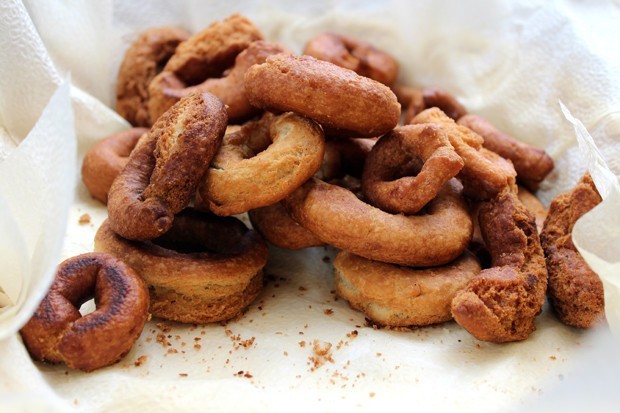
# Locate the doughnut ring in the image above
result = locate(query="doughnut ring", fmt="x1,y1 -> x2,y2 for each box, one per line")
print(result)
82,127 -> 147,204
283,178 -> 472,267
116,27 -> 190,126
19,253 -> 149,372
411,108 -> 516,201
451,186 -> 548,343
94,209 -> 268,324
361,124 -> 464,214
248,202 -> 324,250
196,112 -> 325,216
149,40 -> 288,123
303,32 -> 399,86
334,251 -> 481,327
540,173 -> 604,328
244,53 -> 401,138
458,114 -> 554,191
107,92 -> 227,240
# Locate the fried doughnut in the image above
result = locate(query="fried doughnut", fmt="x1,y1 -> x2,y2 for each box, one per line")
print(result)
82,127 -> 147,204
411,108 -> 516,200
458,114 -> 554,191
196,112 -> 325,216
393,86 -> 425,125
107,92 -> 227,240
317,137 -> 376,181
94,209 -> 268,324
361,124 -> 464,214
248,202 -> 324,250
423,88 -> 468,121
303,32 -> 399,86
19,253 -> 149,372
116,27 -> 190,126
334,251 -> 481,327
540,173 -> 604,328
149,40 -> 287,123
244,54 -> 400,138
283,178 -> 472,267
451,187 -> 548,343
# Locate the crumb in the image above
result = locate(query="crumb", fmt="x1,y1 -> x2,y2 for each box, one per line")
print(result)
313,340 -> 332,357
324,309 -> 334,315
167,348 -> 178,354
369,392 -> 375,398
283,351 -> 288,356
179,373 -> 188,377
549,356 -> 557,360
299,341 -> 306,347
156,333 -> 170,347
347,330 -> 358,338
376,352 -> 382,357
74,399 -> 78,406
156,323 -> 172,333
78,213 -> 91,224
194,344 -> 202,350
134,355 -> 148,367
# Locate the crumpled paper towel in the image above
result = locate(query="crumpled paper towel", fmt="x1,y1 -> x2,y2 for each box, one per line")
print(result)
1,0 -> 619,412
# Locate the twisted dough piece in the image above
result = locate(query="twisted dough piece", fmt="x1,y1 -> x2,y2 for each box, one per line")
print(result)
411,108 -> 516,200
303,32 -> 399,86
361,124 -> 464,214
19,253 -> 149,372
108,92 -> 227,240
540,173 -> 604,328
451,186 -> 548,343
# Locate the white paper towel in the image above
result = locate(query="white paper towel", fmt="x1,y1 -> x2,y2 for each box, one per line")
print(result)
1,1 -> 619,412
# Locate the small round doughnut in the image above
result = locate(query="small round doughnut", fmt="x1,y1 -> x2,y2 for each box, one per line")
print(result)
411,108 -> 516,201
303,32 -> 399,86
19,253 -> 149,372
82,127 -> 147,204
361,124 -> 464,214
196,112 -> 325,216
334,251 -> 481,327
458,114 -> 554,191
107,92 -> 227,241
94,209 -> 268,324
244,54 -> 401,138
149,40 -> 288,123
540,173 -> 604,328
283,178 -> 472,267
451,186 -> 548,343
248,202 -> 324,250
116,27 -> 190,126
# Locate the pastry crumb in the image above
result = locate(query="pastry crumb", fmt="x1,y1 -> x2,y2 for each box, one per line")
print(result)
78,213 -> 91,224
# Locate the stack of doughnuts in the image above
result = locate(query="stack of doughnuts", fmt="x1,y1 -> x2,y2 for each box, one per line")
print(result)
24,12 -> 604,372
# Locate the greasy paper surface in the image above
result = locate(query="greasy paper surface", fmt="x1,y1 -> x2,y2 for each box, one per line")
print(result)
1,0 -> 620,412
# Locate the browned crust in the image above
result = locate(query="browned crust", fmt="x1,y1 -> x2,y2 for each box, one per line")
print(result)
411,108 -> 517,200
422,88 -> 468,121
19,253 -> 149,372
517,185 -> 547,233
451,187 -> 548,343
283,178 -> 472,267
458,114 -> 554,191
361,124 -> 463,214
81,127 -> 147,204
116,27 -> 190,126
197,112 -> 325,216
107,92 -> 227,240
94,209 -> 268,324
244,54 -> 400,138
303,32 -> 399,86
248,202 -> 324,250
540,173 -> 604,328
334,251 -> 481,327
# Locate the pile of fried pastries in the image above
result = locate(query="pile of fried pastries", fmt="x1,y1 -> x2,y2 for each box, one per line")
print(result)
20,14 -> 605,372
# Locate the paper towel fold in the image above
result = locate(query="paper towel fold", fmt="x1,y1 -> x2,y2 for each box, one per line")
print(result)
1,0 -> 619,412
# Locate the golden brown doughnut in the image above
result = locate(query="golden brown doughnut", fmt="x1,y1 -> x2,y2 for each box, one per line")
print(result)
94,209 -> 268,324
149,40 -> 287,123
361,124 -> 464,214
540,173 -> 604,328
116,27 -> 190,126
81,127 -> 147,204
451,186 -> 548,343
196,112 -> 325,216
19,253 -> 149,372
303,32 -> 399,86
107,92 -> 227,241
248,202 -> 324,250
458,114 -> 554,191
334,251 -> 481,327
283,178 -> 472,267
411,108 -> 517,201
244,53 -> 401,138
